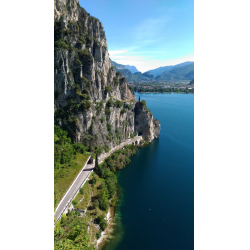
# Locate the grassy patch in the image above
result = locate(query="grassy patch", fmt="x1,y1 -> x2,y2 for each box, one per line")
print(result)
54,154 -> 89,209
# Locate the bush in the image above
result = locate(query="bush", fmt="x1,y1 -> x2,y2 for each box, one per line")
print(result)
100,117 -> 105,123
96,231 -> 102,239
100,220 -> 108,231
120,109 -> 126,115
105,86 -> 112,93
115,100 -> 123,108
92,200 -> 99,209
107,98 -> 113,107
105,108 -> 110,115
141,100 -> 146,106
92,176 -> 97,185
79,187 -> 84,195
107,123 -> 112,132
126,104 -> 132,110
72,199 -> 77,206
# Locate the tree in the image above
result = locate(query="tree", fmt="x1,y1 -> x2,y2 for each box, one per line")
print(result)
92,200 -> 99,209
95,153 -> 99,169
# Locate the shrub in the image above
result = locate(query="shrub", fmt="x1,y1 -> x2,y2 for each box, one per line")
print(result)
113,77 -> 119,85
92,177 -> 97,185
105,86 -> 112,93
96,231 -> 102,239
92,200 -> 99,209
100,220 -> 107,231
126,104 -> 132,110
79,187 -> 84,195
107,98 -> 113,107
115,100 -> 123,108
107,123 -> 112,132
72,199 -> 77,206
141,100 -> 146,106
100,117 -> 105,123
120,109 -> 126,115
105,108 -> 110,115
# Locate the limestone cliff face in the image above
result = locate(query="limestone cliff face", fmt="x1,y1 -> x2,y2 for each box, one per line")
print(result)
134,102 -> 160,142
54,0 -> 160,149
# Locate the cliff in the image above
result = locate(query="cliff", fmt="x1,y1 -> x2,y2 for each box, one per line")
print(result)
54,0 -> 160,150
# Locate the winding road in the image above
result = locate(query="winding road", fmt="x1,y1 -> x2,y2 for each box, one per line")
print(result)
54,136 -> 142,221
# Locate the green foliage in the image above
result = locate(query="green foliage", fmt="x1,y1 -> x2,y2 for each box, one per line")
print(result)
113,77 -> 119,85
120,108 -> 126,115
72,199 -> 77,206
95,146 -> 103,156
115,100 -> 123,108
100,117 -> 105,123
54,39 -> 70,50
106,98 -> 113,107
95,101 -> 104,115
79,187 -> 84,195
110,66 -> 115,71
96,231 -> 102,239
105,86 -> 112,93
54,125 -> 86,166
81,100 -> 92,111
125,104 -> 132,110
92,200 -> 99,209
141,100 -> 146,106
107,123 -> 112,132
105,108 -> 110,115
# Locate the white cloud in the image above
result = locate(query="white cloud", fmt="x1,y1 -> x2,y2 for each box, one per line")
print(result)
109,50 -> 127,56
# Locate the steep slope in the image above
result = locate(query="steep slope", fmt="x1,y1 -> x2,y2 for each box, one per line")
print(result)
124,64 -> 138,73
147,61 -> 194,77
54,0 -> 160,152
156,63 -> 194,81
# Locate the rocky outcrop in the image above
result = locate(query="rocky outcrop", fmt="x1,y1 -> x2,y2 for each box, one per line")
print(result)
54,0 -> 160,149
134,102 -> 155,142
153,119 -> 161,138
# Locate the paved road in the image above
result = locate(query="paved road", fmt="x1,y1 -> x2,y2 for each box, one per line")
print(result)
54,136 -> 142,221
54,160 -> 94,221
98,136 -> 142,163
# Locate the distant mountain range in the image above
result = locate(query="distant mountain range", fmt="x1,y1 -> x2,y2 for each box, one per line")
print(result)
155,63 -> 194,81
111,60 -> 194,82
147,61 -> 194,77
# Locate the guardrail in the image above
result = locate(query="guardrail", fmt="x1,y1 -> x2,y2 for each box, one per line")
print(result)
55,168 -> 93,222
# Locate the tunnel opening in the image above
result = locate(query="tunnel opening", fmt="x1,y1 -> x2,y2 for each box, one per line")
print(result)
138,132 -> 143,136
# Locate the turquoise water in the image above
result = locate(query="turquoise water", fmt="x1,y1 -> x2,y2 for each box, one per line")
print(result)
104,93 -> 194,250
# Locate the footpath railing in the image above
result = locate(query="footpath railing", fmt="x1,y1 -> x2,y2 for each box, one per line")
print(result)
55,168 -> 93,222
54,156 -> 91,221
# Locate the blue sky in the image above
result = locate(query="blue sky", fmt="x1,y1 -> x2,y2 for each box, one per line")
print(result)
79,0 -> 194,73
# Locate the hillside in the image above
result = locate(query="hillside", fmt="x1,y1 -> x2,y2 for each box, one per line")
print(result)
156,63 -> 194,81
54,1 -> 160,248
147,61 -> 194,77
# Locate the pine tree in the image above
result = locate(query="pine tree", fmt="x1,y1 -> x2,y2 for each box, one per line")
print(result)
95,153 -> 98,169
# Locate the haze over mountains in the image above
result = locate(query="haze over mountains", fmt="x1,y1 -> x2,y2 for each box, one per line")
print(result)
147,61 -> 194,77
111,60 -> 194,82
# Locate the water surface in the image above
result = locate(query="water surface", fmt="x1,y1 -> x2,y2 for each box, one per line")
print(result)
104,93 -> 194,250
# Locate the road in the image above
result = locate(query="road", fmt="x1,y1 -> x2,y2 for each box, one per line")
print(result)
54,136 -> 142,221
54,160 -> 94,221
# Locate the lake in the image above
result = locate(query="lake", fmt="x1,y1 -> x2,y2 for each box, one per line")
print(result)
103,93 -> 194,250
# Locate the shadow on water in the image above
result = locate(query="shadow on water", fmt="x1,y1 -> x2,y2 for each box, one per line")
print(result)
102,140 -> 160,250
101,183 -> 123,250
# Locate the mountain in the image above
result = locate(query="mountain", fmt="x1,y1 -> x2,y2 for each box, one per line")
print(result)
111,60 -> 138,74
156,63 -> 194,81
54,1 -> 160,248
125,65 -> 138,73
147,61 -> 194,77
54,0 -> 159,145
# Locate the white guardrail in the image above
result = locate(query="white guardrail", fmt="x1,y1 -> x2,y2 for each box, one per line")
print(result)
54,156 -> 91,222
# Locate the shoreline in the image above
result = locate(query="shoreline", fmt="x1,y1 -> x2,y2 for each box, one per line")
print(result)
96,201 -> 115,249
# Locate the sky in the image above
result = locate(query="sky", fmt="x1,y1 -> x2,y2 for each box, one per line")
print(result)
79,0 -> 194,73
